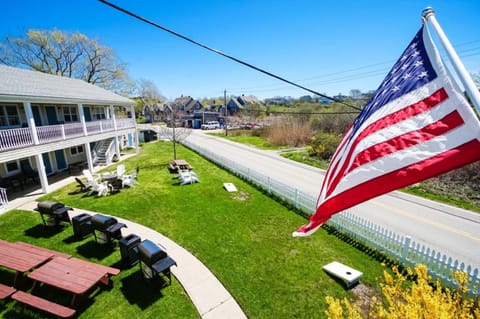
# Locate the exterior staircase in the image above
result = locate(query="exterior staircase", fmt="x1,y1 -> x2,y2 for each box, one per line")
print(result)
93,138 -> 114,165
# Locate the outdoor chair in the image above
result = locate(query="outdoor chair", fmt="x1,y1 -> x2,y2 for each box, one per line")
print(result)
74,177 -> 90,192
83,170 -> 109,196
20,160 -> 38,184
122,167 -> 139,188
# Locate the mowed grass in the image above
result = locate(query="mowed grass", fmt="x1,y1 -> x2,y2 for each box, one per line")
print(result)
0,141 -> 386,318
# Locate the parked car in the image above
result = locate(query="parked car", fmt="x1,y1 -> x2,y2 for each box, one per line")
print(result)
201,121 -> 221,130
240,122 -> 256,129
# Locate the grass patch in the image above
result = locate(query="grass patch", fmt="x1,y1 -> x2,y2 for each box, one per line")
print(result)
0,141 -> 386,318
209,132 -> 281,150
281,149 -> 329,169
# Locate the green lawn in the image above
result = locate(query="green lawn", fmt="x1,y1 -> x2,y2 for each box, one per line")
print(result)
0,141 -> 386,318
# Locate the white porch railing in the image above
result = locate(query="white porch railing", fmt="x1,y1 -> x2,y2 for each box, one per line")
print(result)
0,127 -> 33,151
182,138 -> 479,296
0,118 -> 135,152
0,187 -> 7,211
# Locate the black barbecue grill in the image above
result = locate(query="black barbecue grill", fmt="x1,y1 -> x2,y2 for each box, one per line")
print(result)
72,213 -> 94,239
137,239 -> 177,286
119,234 -> 141,267
34,201 -> 73,227
91,214 -> 127,244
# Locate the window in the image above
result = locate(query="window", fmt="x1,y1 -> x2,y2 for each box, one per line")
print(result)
92,107 -> 106,120
5,160 -> 19,174
70,145 -> 84,156
63,106 -> 78,123
0,104 -> 20,127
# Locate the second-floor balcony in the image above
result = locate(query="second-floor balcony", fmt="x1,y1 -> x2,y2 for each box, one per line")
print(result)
0,118 -> 135,152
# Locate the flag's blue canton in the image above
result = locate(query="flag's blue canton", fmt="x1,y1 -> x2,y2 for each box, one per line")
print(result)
351,26 -> 437,137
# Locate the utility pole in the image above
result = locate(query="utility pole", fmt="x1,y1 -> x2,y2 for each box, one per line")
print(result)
224,89 -> 228,136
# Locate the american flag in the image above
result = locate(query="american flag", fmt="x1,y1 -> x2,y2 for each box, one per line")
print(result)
293,25 -> 480,237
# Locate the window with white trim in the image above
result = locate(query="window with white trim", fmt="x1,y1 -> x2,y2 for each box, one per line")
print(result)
63,106 -> 78,123
70,145 -> 84,156
0,104 -> 20,127
5,160 -> 20,175
92,107 -> 106,120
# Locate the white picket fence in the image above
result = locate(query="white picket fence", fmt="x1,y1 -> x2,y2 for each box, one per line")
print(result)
182,139 -> 479,295
329,211 -> 479,295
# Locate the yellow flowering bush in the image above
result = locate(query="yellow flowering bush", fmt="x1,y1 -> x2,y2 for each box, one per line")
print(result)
325,264 -> 480,319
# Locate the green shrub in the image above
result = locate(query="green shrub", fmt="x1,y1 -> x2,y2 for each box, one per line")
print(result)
308,132 -> 341,160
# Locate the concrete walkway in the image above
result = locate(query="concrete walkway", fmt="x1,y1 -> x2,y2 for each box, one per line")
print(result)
5,166 -> 247,319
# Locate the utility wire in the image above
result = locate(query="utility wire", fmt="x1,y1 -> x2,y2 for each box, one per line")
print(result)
98,0 -> 361,111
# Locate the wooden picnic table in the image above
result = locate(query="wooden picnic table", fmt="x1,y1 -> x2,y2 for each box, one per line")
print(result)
28,256 -> 120,306
0,240 -> 52,286
169,159 -> 193,172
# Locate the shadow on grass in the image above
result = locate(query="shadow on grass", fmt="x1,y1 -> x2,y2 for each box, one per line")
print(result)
23,224 -> 66,239
322,224 -> 396,269
120,271 -> 165,310
76,240 -> 116,261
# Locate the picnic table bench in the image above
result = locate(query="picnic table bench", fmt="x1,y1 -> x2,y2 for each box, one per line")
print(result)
0,283 -> 16,299
12,290 -> 76,318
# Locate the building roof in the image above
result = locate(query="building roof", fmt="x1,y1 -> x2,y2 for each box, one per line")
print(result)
0,64 -> 134,106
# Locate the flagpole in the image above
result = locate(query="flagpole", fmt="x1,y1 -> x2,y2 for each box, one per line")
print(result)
422,7 -> 480,115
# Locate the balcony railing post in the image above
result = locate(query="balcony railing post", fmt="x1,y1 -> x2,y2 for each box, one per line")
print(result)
78,104 -> 88,136
61,124 -> 66,140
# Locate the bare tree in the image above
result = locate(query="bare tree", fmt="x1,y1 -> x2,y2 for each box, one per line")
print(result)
0,29 -> 133,95
161,104 -> 191,160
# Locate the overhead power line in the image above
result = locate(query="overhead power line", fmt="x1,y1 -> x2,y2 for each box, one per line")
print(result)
98,0 -> 361,111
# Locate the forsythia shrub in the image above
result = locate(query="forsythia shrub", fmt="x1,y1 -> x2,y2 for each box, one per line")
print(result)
325,264 -> 480,319
308,132 -> 341,160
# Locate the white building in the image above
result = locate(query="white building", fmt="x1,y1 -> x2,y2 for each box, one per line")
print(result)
0,64 -> 138,209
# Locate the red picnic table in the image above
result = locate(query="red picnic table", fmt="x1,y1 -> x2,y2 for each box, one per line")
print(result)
28,256 -> 120,306
0,240 -> 58,286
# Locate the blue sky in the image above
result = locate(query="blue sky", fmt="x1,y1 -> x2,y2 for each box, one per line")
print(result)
1,0 -> 479,101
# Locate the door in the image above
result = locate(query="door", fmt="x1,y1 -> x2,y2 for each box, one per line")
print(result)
42,153 -> 53,176
54,150 -> 67,171
32,106 -> 42,126
45,106 -> 58,125
83,106 -> 92,122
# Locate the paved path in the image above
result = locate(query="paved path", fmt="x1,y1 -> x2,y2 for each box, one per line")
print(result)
5,160 -> 247,319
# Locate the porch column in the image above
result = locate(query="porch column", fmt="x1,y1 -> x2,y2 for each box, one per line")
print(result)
78,104 -> 88,136
110,105 -> 120,159
34,154 -> 49,193
23,102 -> 39,145
85,142 -> 94,172
130,105 -> 140,154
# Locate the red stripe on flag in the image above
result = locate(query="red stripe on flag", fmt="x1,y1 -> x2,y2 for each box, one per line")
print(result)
350,110 -> 465,171
311,139 -> 480,223
324,88 -> 448,198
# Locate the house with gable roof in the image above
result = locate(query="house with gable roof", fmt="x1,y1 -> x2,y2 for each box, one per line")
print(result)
0,64 -> 137,209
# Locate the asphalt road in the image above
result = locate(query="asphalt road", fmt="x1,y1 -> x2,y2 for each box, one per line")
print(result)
183,129 -> 480,269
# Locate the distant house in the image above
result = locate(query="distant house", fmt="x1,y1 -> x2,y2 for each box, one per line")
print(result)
142,103 -> 163,123
170,96 -> 203,114
224,95 -> 262,114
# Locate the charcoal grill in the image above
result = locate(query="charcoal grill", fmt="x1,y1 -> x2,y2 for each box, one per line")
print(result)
34,201 -> 73,227
119,234 -> 141,267
72,213 -> 94,239
91,214 -> 126,244
137,239 -> 177,286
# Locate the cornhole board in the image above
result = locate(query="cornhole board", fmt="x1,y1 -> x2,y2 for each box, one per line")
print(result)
223,183 -> 238,192
322,261 -> 363,288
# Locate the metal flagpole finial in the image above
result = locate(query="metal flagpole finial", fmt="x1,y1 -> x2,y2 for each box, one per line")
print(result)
422,7 -> 435,22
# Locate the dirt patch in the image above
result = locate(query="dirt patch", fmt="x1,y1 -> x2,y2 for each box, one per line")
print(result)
232,191 -> 250,201
351,283 -> 381,315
